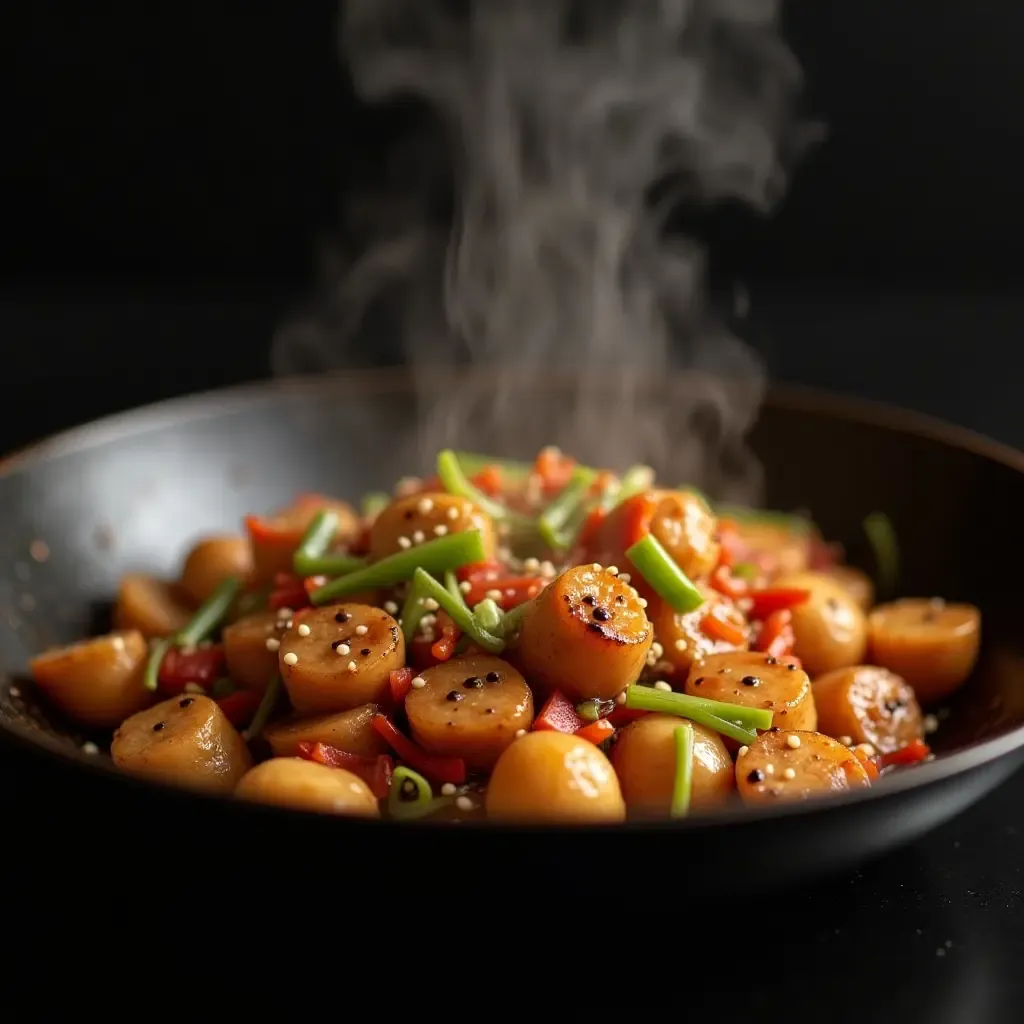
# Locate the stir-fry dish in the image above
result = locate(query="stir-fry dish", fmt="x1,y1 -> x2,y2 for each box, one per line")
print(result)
27,448 -> 982,823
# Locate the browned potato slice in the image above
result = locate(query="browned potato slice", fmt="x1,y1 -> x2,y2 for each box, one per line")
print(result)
278,603 -> 404,713
111,694 -> 251,793
29,630 -> 155,729
113,574 -> 192,638
486,731 -> 625,823
773,571 -> 867,676
223,610 -> 288,692
369,491 -> 496,562
263,703 -> 388,758
867,598 -> 980,704
515,564 -> 652,702
652,589 -> 749,678
179,535 -> 253,606
405,655 -> 533,772
736,729 -> 870,804
611,714 -> 735,816
823,565 -> 874,612
813,665 -> 923,754
685,650 -> 816,732
729,520 -> 810,577
235,758 -> 379,817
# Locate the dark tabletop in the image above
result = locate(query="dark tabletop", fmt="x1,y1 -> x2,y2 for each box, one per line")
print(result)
1,291 -> 1021,1013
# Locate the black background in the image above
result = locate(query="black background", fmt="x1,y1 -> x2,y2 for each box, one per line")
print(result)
2,2 -> 1024,1005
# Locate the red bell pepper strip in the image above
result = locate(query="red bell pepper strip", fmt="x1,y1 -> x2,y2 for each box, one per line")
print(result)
700,612 -> 747,647
456,560 -> 505,583
575,718 -> 616,745
296,741 -> 395,799
464,575 -> 543,609
533,448 -> 576,494
621,493 -> 660,550
746,587 -> 810,620
269,572 -> 310,612
878,738 -> 931,768
371,714 -> 467,785
754,608 -> 795,659
157,645 -> 226,693
430,611 -> 460,662
709,565 -> 748,600
851,745 -> 880,780
577,505 -> 608,549
715,518 -> 744,569
216,689 -> 262,728
607,706 -> 647,728
533,690 -> 585,734
389,667 -> 414,706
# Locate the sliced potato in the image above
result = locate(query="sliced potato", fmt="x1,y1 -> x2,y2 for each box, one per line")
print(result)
485,731 -> 625,823
223,610 -> 288,692
179,535 -> 253,606
278,603 -> 404,713
263,703 -> 388,758
868,598 -> 980,704
114,574 -> 192,638
773,571 -> 867,676
235,758 -> 379,817
515,564 -> 652,702
823,565 -> 874,612
29,630 -> 155,729
611,714 -> 735,816
405,655 -> 533,772
735,729 -> 870,804
813,665 -> 923,754
652,589 -> 749,678
685,649 -> 817,732
369,491 -> 496,562
111,694 -> 251,793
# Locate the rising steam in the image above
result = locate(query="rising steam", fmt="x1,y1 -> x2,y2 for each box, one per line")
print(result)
272,0 -> 812,502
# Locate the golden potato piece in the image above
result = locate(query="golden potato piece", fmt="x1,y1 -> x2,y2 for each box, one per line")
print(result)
405,655 -> 533,772
611,714 -> 735,816
111,694 -> 251,794
114,574 -> 192,638
179,535 -> 253,606
813,665 -> 923,754
736,730 -> 870,804
223,610 -> 287,692
369,491 -> 496,562
867,598 -> 980,705
263,703 -> 388,758
823,565 -> 874,612
486,731 -> 625,823
235,758 -> 379,817
29,630 -> 155,729
278,603 -> 404,713
652,589 -> 749,678
515,564 -> 652,702
685,650 -> 816,733
773,571 -> 867,676
729,519 -> 810,577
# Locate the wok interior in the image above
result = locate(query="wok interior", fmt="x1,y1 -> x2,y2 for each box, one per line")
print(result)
1,376 -> 1022,765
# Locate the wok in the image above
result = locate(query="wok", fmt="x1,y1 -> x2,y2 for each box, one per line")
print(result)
2,372 -> 1022,898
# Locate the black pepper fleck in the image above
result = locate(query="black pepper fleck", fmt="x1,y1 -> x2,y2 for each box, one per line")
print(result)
152,722 -> 165,732
446,690 -> 464,702
694,677 -> 704,686
583,595 -> 595,606
615,595 -> 626,605
741,675 -> 761,687
884,699 -> 905,714
485,671 -> 500,683
463,676 -> 484,689
486,708 -> 495,714
178,698 -> 193,708
787,663 -> 798,671
747,768 -> 764,783
360,648 -> 371,656
765,656 -> 777,665
335,612 -> 351,623
592,607 -> 611,622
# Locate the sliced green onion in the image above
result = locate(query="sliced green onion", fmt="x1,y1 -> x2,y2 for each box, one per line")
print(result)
538,473 -> 592,551
310,530 -> 486,605
495,598 -> 534,638
144,577 -> 242,691
625,534 -> 704,614
411,568 -> 505,654
714,503 -> 812,535
292,511 -> 367,577
211,677 -> 236,699
863,511 -> 899,598
611,465 -> 655,507
361,491 -> 390,519
576,699 -> 603,723
453,452 -> 533,483
388,766 -> 448,821
436,449 -> 511,520
624,683 -> 772,745
399,575 -> 430,642
244,675 -> 281,741
671,723 -> 695,818
472,598 -> 503,633
445,570 -> 469,610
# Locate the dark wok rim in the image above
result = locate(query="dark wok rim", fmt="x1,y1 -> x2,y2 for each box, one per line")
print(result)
3,369 -> 1024,835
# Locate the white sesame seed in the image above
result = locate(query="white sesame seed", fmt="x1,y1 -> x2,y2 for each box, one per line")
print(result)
283,652 -> 298,666
654,680 -> 672,692
9,685 -> 20,699
783,768 -> 796,780
606,565 -> 619,575
81,741 -> 99,755
619,574 -> 631,584
395,476 -> 422,497
540,560 -> 557,578
591,562 -> 602,572
421,631 -> 436,643
486,589 -> 503,601
459,580 -> 472,593
347,661 -> 358,672
412,530 -> 425,544
615,690 -> 627,705
297,623 -> 311,637
674,639 -> 688,652
524,558 -> 540,573
336,643 -> 351,656
421,614 -> 437,627
447,506 -> 460,521
440,782 -> 456,796
485,570 -> 499,580
397,536 -> 412,550
498,546 -> 512,561
355,624 -> 368,636
276,607 -> 293,619
411,676 -> 427,689
924,714 -> 939,734
855,742 -> 876,758
646,652 -> 657,666
838,735 -> 853,747
184,682 -> 204,694
384,601 -> 398,615
651,642 -> 664,659
637,598 -> 648,609
737,598 -> 754,613
423,598 -> 439,612
765,763 -> 776,775
515,728 -> 527,738
786,734 -> 801,749
284,620 -> 293,630
737,745 -> 749,757
417,497 -> 434,515
433,524 -> 448,537
455,796 -> 474,812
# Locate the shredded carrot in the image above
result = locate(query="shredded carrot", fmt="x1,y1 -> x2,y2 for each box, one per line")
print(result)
700,612 -> 747,647
430,611 -> 460,662
709,565 -> 748,600
575,718 -> 616,745
621,493 -> 660,550
754,608 -> 794,658
471,465 -> 503,497
852,745 -> 880,780
534,447 -> 576,493
464,575 -> 542,609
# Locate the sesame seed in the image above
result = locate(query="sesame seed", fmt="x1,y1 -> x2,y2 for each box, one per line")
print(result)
591,562 -> 602,572
498,546 -> 512,561
674,639 -> 688,652
411,676 -> 427,689
440,783 -> 456,796
737,745 -> 749,757
455,796 -> 474,812
855,742 -> 876,758
651,642 -> 664,659
276,607 -> 293,619
347,661 -> 358,673
284,620 -> 293,630
615,691 -> 627,705
447,506 -> 460,521
783,768 -> 796,780
765,763 -> 776,774
924,714 -> 938,734
397,536 -> 412,550
82,741 -> 99,755
459,580 -> 472,593
637,598 -> 648,609
433,524 -> 448,537
524,557 -> 540,573
654,680 -> 672,692
785,734 -> 801,749
606,565 -> 619,575
486,589 -> 503,601
421,614 -> 437,627
384,601 -> 398,615
417,497 -> 434,514
619,573 -> 631,584
283,652 -> 298,666
838,735 -> 853,746
8,685 -> 20,698
515,728 -> 527,738
355,624 -> 368,635
412,530 -> 425,544
423,598 -> 439,612
184,682 -> 204,694
395,476 -> 423,496
297,623 -> 311,637
540,561 -> 557,578
335,643 -> 351,656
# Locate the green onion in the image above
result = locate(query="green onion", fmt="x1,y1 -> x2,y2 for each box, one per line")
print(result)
143,577 -> 242,691
611,465 -> 655,507
291,510 -> 367,577
453,452 -> 533,482
671,723 -> 695,818
310,529 -> 486,605
411,568 -> 505,654
472,598 -> 503,633
576,699 -> 603,723
714,503 -> 811,535
388,766 -> 450,821
436,449 -> 511,520
445,569 -> 469,610
538,471 -> 593,551
495,598 -> 534,638
624,683 -> 772,745
625,534 -> 704,614
399,576 -> 430,642
863,511 -> 899,598
244,675 -> 281,741
361,491 -> 390,519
